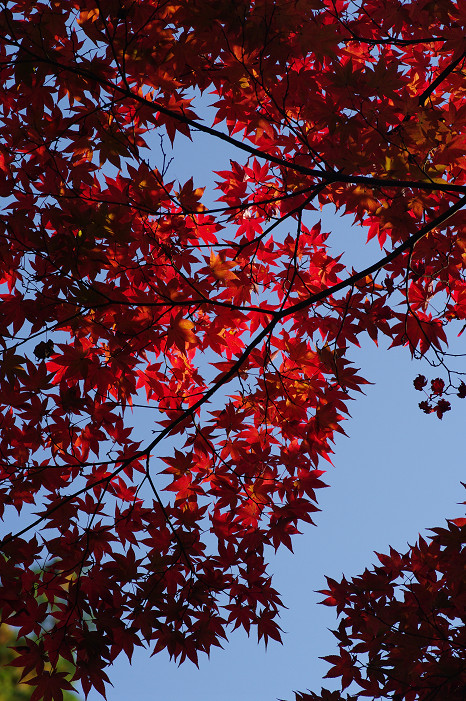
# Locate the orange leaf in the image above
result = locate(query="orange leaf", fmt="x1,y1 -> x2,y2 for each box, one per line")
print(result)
209,251 -> 238,282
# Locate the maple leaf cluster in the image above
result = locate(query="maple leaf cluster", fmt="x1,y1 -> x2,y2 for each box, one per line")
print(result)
316,514 -> 466,701
413,373 -> 466,418
0,0 -> 465,699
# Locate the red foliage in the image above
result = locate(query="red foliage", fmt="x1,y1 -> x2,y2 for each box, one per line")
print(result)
315,517 -> 466,701
0,0 -> 465,699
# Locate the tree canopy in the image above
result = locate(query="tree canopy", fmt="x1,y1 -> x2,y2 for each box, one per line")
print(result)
0,1 -> 465,699
0,623 -> 81,701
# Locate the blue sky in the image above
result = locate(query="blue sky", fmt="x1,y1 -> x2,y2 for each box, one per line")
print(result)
84,116 -> 466,701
